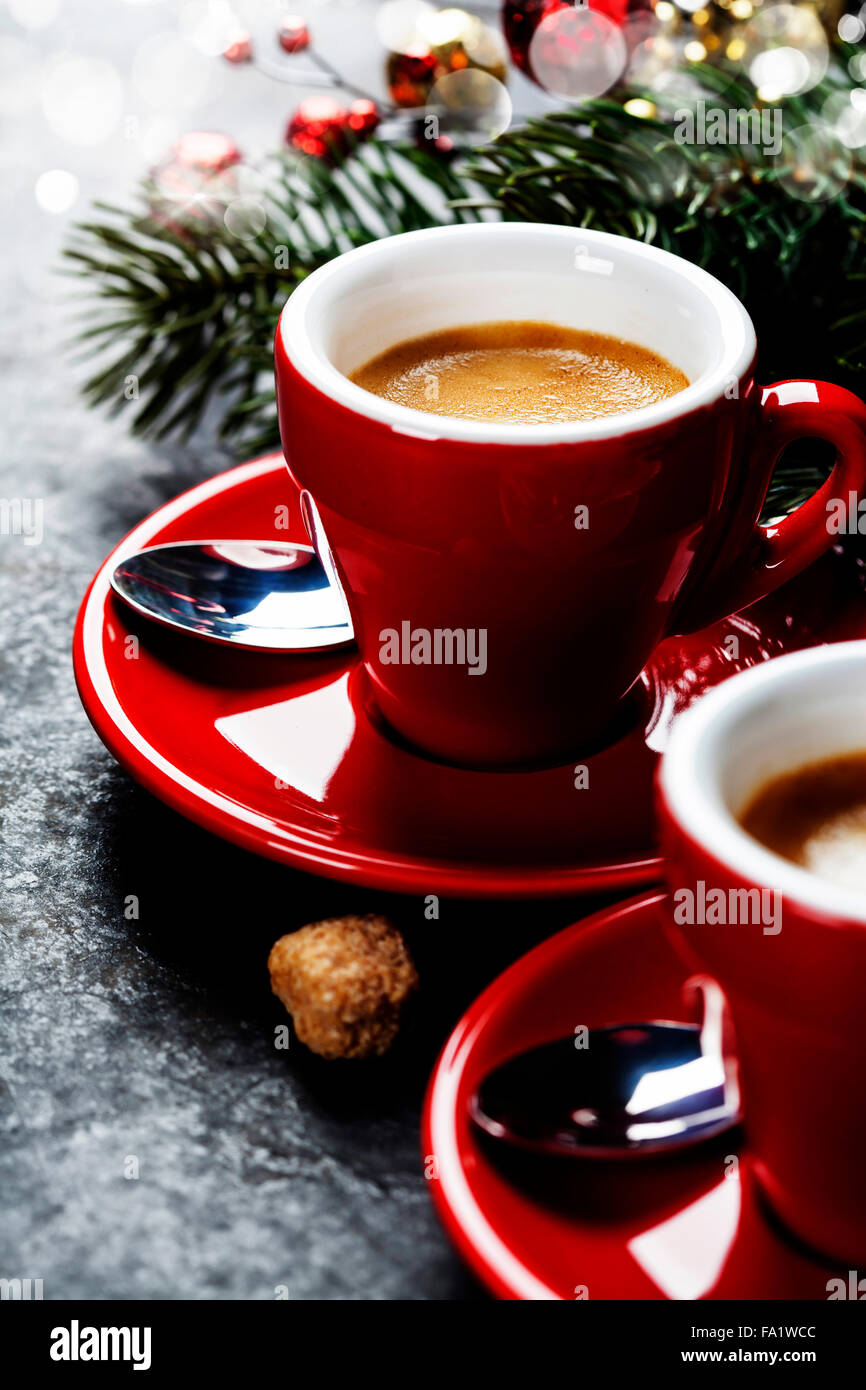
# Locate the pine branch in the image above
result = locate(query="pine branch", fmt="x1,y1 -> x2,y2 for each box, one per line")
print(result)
64,142 -> 475,454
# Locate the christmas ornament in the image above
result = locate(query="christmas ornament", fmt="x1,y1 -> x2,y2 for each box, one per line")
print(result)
502,0 -> 649,87
387,47 -> 438,106
286,95 -> 380,161
346,98 -> 381,139
149,132 -> 244,231
223,31 -> 253,64
426,7 -> 508,83
171,132 -> 242,174
278,15 -> 311,55
387,6 -> 507,107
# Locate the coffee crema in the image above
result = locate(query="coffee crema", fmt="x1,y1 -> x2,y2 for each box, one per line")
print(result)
740,751 -> 866,894
349,321 -> 689,425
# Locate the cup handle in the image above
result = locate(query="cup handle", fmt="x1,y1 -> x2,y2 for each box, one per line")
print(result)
674,380 -> 866,632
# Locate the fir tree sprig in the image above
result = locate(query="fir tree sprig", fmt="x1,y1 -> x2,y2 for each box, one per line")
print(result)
64,141 -> 477,453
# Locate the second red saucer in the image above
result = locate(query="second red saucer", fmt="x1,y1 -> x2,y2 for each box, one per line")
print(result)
423,891 -> 837,1299
74,455 -> 866,897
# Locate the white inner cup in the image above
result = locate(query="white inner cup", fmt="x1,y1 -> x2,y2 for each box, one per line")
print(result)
659,641 -> 866,925
278,222 -> 756,445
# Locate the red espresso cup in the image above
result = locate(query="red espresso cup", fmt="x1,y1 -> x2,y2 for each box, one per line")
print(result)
657,642 -> 866,1266
275,223 -> 866,767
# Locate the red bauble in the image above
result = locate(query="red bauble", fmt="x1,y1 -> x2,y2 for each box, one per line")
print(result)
172,131 -> 242,173
149,132 -> 243,233
278,15 -> 311,54
502,0 -> 643,84
346,98 -> 381,139
287,96 -> 347,158
223,31 -> 252,64
387,47 -> 438,107
286,96 -> 380,162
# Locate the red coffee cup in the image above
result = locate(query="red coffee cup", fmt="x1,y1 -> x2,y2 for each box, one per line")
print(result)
657,641 -> 866,1266
275,223 -> 866,767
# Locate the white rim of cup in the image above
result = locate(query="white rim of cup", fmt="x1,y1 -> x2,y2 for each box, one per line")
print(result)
659,642 -> 866,926
277,223 -> 756,446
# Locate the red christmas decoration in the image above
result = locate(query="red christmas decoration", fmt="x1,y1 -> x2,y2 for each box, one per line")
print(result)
170,131 -> 242,175
387,12 -> 508,109
387,47 -> 438,107
149,133 -> 243,233
346,98 -> 381,139
286,96 -> 380,161
278,15 -> 311,54
501,0 -> 643,84
223,31 -> 253,64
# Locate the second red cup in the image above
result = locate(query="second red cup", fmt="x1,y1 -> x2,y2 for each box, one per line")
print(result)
658,642 -> 866,1268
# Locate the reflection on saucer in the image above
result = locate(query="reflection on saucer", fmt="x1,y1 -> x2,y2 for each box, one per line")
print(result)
216,672 -> 355,804
627,1175 -> 741,1301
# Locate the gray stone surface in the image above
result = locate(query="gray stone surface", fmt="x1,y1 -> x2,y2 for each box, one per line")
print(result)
0,0 -> 585,1300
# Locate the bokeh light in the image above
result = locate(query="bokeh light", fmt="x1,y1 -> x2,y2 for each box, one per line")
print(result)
529,7 -> 627,101
621,10 -> 661,55
777,122 -> 851,203
433,7 -> 508,73
133,115 -> 182,165
751,46 -> 810,98
375,0 -> 436,54
628,34 -> 710,115
132,32 -> 214,110
41,57 -> 124,146
836,104 -> 866,150
7,0 -> 61,29
623,97 -> 657,119
224,195 -> 267,239
0,37 -> 42,116
180,0 -> 243,57
742,4 -> 828,101
34,169 -> 79,214
839,14 -> 865,43
424,69 -> 512,146
823,88 -> 866,150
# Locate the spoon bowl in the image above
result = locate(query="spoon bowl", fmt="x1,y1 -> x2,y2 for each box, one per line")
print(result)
471,977 -> 741,1159
110,540 -> 353,652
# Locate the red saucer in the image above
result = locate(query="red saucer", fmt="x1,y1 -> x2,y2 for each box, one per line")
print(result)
422,890 -> 837,1299
74,455 -> 866,898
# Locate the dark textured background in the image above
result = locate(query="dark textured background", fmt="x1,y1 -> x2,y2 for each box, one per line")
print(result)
0,0 -> 600,1300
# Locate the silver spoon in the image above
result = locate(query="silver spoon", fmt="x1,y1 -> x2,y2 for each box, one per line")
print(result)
470,977 -> 741,1159
110,540 -> 353,652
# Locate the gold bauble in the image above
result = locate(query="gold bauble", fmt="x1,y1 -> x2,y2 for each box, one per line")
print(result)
385,6 -> 508,109
425,7 -> 508,84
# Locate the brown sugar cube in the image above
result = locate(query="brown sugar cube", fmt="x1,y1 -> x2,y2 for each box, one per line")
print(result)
267,914 -> 418,1059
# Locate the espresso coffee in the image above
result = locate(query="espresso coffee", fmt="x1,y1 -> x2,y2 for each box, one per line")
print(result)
740,752 -> 866,893
350,321 -> 689,425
